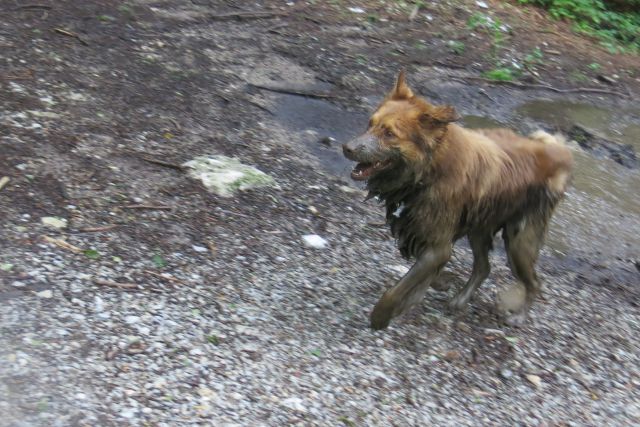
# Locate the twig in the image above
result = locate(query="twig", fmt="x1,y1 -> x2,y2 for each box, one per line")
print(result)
2,69 -> 35,80
209,11 -> 286,21
451,76 -> 630,98
94,278 -> 138,289
248,83 -> 333,99
122,204 -> 172,210
138,156 -> 185,171
266,23 -> 288,34
78,224 -> 119,233
12,5 -> 52,11
167,117 -> 181,132
41,236 -> 83,253
478,88 -> 496,103
244,97 -> 275,115
0,176 -> 9,192
52,28 -> 88,46
144,269 -> 186,284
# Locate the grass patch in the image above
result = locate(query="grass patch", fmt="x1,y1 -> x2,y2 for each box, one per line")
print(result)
518,0 -> 640,53
482,67 -> 516,81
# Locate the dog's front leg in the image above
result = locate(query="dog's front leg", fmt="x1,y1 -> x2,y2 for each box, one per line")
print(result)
370,245 -> 452,330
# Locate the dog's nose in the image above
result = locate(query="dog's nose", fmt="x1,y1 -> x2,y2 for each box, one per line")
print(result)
342,144 -> 354,157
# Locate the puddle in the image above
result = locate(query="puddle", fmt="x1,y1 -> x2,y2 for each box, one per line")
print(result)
273,94 -> 639,259
273,94 -> 367,179
516,100 -> 640,151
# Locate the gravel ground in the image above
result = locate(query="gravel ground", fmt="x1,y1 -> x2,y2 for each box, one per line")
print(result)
1,0 -> 639,426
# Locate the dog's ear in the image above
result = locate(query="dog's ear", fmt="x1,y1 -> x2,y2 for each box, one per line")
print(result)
419,105 -> 460,128
431,105 -> 460,123
390,70 -> 414,100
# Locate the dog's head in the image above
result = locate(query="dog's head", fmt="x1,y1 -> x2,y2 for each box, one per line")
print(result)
343,71 -> 459,185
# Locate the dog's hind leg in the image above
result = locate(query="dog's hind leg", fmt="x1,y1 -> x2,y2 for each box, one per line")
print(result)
501,216 -> 547,326
370,244 -> 452,330
449,232 -> 493,311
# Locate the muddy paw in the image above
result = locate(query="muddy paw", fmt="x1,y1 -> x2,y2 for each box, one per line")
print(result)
448,294 -> 469,312
370,305 -> 392,330
370,295 -> 397,330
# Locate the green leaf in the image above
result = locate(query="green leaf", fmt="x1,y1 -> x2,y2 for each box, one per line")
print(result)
0,263 -> 14,272
206,335 -> 219,345
310,349 -> 322,357
152,254 -> 166,268
84,249 -> 100,259
505,336 -> 520,344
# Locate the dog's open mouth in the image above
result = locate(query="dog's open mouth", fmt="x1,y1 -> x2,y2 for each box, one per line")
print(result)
351,160 -> 392,181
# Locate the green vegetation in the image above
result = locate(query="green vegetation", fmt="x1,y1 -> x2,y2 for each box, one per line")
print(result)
467,12 -> 508,58
448,40 -> 466,55
482,67 -> 516,81
518,0 -> 640,53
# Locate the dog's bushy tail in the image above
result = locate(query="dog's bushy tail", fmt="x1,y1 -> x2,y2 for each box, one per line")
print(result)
529,130 -> 566,146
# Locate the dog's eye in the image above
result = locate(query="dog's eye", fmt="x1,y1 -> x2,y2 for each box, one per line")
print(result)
384,128 -> 395,139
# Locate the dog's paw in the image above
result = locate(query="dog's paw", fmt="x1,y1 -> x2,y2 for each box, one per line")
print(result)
448,294 -> 469,312
370,305 -> 392,330
370,295 -> 397,330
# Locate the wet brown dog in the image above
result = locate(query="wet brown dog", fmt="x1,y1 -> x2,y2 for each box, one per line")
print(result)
343,71 -> 573,330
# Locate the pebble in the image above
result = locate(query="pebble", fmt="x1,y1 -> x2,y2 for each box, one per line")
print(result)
124,316 -> 140,324
526,374 -> 543,388
302,234 -> 328,249
282,397 -> 307,413
36,289 -> 53,298
500,368 -> 514,379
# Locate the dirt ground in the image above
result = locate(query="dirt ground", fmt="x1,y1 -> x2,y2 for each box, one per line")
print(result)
1,0 -> 639,426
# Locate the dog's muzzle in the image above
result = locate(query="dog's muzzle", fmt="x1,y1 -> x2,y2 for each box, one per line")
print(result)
342,133 -> 378,161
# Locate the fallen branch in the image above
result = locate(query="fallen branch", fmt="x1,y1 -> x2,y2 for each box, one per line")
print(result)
12,4 -> 52,11
41,236 -> 83,253
52,28 -> 88,46
0,176 -> 9,192
144,269 -> 186,284
2,69 -> 35,80
248,83 -> 333,99
122,204 -> 172,210
452,76 -> 629,98
139,156 -> 185,171
94,278 -> 138,289
209,11 -> 286,21
78,224 -> 119,233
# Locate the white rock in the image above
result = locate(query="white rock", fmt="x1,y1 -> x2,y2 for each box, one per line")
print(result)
476,1 -> 489,8
192,245 -> 208,253
41,216 -> 68,229
124,315 -> 140,324
389,264 -> 409,276
302,234 -> 328,249
526,374 -> 542,388
182,155 -> 276,197
119,408 -> 137,419
282,397 -> 307,413
94,296 -> 104,312
36,289 -> 53,298
348,7 -> 365,13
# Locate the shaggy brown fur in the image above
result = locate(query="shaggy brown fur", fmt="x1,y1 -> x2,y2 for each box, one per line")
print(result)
343,71 -> 573,330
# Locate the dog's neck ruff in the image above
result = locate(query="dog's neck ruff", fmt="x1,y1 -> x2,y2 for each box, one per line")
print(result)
367,174 -> 430,259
